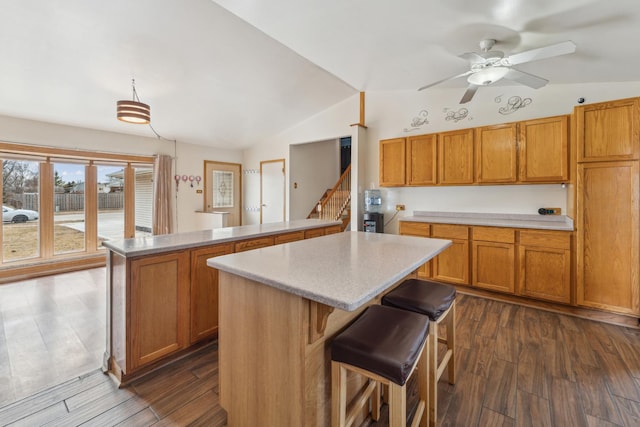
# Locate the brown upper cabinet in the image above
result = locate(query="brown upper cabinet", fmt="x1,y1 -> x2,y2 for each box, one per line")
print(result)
575,97 -> 640,162
379,137 -> 406,186
438,129 -> 475,185
518,115 -> 569,182
475,123 -> 517,183
380,113 -> 570,187
407,134 -> 437,185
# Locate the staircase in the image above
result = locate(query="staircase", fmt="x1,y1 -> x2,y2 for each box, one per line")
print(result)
307,165 -> 351,231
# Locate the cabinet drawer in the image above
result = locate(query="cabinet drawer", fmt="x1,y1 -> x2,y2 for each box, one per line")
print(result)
431,224 -> 469,240
519,230 -> 571,250
235,236 -> 274,252
274,231 -> 305,245
399,222 -> 430,237
324,225 -> 342,235
304,228 -> 326,239
473,226 -> 515,243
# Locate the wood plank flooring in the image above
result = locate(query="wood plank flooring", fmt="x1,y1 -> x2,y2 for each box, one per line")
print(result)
0,268 -> 106,407
2,293 -> 640,426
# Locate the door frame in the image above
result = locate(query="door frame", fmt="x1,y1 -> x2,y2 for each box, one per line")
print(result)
260,159 -> 285,224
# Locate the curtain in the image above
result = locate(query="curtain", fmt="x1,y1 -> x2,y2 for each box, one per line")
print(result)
152,154 -> 174,235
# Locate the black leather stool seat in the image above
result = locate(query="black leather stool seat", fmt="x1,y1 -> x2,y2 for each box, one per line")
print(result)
331,305 -> 429,386
382,279 -> 456,321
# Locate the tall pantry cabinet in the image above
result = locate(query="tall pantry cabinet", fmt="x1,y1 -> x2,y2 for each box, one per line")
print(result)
575,97 -> 640,315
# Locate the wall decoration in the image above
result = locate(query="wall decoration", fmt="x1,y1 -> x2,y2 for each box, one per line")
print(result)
444,107 -> 471,123
495,95 -> 532,115
213,170 -> 234,208
403,109 -> 429,132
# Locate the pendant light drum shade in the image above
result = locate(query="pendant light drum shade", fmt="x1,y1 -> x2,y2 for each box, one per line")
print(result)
117,100 -> 151,124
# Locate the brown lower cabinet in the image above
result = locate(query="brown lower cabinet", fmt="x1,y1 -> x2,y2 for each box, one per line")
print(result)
190,243 -> 234,344
518,230 -> 571,304
401,221 -> 573,305
109,223 -> 341,384
431,224 -> 470,285
472,227 -> 515,294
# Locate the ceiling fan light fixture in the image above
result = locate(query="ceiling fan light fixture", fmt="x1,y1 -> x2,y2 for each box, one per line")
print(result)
467,66 -> 509,86
117,79 -> 151,124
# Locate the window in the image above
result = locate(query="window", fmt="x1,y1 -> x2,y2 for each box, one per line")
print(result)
2,159 -> 40,262
0,143 -> 155,280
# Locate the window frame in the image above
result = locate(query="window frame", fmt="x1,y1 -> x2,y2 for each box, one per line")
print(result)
0,142 -> 155,283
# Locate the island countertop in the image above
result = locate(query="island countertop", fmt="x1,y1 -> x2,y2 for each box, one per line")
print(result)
207,231 -> 451,311
102,219 -> 341,257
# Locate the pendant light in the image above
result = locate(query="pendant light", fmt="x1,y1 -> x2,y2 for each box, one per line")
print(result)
117,79 -> 151,124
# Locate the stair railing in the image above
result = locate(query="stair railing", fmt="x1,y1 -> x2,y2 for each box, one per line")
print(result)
318,165 -> 351,223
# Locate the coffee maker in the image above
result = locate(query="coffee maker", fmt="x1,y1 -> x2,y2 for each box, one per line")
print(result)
363,190 -> 384,233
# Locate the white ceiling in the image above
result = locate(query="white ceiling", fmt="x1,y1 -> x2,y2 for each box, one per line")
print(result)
1,0 -> 638,149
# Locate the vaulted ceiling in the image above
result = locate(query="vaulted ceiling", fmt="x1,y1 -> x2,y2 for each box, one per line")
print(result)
0,0 -> 637,149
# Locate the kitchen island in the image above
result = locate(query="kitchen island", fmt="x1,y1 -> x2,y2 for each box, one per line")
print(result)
207,231 -> 451,426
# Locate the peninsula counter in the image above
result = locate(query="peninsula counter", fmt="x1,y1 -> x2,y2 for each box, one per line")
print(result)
207,231 -> 451,426
102,219 -> 341,385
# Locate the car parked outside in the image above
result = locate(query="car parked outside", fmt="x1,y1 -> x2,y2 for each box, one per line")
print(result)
2,205 -> 39,223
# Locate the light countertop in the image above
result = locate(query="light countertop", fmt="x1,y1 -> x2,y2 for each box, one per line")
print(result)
208,231 -> 451,311
102,219 -> 341,257
400,211 -> 574,231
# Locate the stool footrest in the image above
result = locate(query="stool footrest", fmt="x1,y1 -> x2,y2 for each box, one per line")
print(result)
436,349 -> 453,382
411,401 -> 426,427
345,379 -> 379,426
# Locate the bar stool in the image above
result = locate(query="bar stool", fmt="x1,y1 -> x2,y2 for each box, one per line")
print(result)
382,279 -> 456,427
331,304 -> 430,427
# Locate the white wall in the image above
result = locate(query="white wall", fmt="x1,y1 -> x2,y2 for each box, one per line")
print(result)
289,139 -> 340,220
0,115 -> 243,233
242,95 -> 359,224
243,81 -> 640,232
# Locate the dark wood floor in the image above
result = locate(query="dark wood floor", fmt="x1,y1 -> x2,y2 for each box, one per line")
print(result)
2,293 -> 640,426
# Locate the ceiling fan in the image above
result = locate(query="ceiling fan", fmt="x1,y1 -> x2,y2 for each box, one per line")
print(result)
418,39 -> 577,104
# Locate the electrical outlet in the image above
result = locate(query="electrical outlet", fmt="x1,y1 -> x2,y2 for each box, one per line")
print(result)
538,207 -> 561,215
396,204 -> 405,211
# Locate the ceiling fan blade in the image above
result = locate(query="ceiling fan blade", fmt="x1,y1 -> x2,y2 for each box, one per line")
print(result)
458,52 -> 485,63
504,40 -> 576,66
460,84 -> 479,104
504,68 -> 549,89
418,70 -> 472,91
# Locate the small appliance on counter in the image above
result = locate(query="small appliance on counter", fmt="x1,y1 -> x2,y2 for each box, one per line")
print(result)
363,189 -> 384,233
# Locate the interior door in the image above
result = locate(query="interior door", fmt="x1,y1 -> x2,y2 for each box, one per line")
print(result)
204,161 -> 241,227
260,159 -> 285,224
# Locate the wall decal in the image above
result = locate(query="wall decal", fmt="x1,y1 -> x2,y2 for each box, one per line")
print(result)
444,107 -> 471,123
403,109 -> 429,132
495,95 -> 532,115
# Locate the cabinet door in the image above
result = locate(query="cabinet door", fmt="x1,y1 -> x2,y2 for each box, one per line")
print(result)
399,221 -> 431,278
130,251 -> 190,370
518,115 -> 569,182
472,241 -> 515,293
380,138 -> 406,186
518,244 -> 571,304
575,97 -> 640,162
190,244 -> 234,344
438,129 -> 474,185
431,224 -> 470,284
577,161 -> 640,314
407,134 -> 437,185
475,124 -> 517,183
